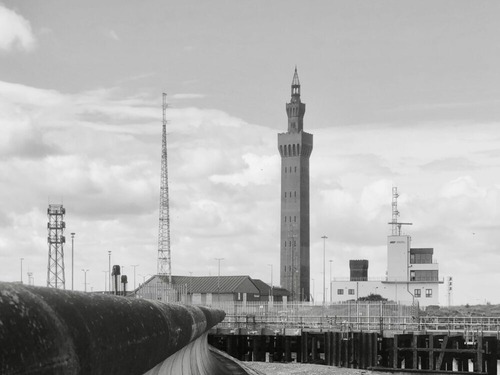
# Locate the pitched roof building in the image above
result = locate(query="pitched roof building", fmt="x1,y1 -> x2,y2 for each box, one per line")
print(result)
135,275 -> 289,304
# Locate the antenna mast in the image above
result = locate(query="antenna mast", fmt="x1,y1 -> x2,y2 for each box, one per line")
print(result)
157,93 -> 172,282
388,187 -> 412,235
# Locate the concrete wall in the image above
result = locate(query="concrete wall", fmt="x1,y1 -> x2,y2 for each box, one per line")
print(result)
387,235 -> 411,282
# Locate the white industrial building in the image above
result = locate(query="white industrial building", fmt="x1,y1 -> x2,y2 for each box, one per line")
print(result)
330,188 -> 443,307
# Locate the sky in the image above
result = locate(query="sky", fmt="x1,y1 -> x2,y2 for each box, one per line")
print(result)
1,1 -> 500,305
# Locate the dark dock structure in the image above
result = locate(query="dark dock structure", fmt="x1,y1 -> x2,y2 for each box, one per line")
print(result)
209,326 -> 499,374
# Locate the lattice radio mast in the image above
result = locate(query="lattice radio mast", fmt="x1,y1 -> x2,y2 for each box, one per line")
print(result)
157,93 -> 172,282
388,187 -> 412,235
47,204 -> 66,288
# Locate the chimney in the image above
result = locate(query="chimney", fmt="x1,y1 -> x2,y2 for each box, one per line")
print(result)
349,259 -> 368,281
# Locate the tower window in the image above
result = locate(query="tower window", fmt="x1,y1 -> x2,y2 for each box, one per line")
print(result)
294,191 -> 296,197
284,216 -> 287,222
294,166 -> 297,173
285,192 -> 287,198
294,216 -> 296,222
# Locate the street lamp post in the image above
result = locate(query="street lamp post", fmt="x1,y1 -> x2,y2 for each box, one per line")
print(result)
108,251 -> 111,293
102,271 -> 108,292
268,264 -> 273,302
312,278 -> 315,304
82,269 -> 89,292
20,258 -> 24,284
71,233 -> 75,290
132,264 -> 139,292
329,259 -> 333,303
321,235 -> 328,305
214,258 -> 224,303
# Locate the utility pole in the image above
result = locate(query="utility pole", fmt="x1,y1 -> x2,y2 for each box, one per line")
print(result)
321,235 -> 327,305
71,233 -> 75,290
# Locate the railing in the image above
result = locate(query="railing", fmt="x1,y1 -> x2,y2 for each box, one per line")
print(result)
419,316 -> 500,335
216,312 -> 500,337
217,314 -> 420,333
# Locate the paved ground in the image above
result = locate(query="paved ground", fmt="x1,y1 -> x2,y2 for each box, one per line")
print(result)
243,362 -> 393,375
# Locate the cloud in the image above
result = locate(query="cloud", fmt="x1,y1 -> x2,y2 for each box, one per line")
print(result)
171,93 -> 205,100
107,29 -> 120,41
420,157 -> 478,172
0,4 -> 36,52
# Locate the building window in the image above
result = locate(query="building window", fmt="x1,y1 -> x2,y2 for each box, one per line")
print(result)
412,270 -> 439,282
294,166 -> 297,173
285,192 -> 287,198
294,216 -> 296,222
348,289 -> 355,295
414,289 -> 421,298
284,216 -> 287,222
337,289 -> 344,295
294,191 -> 297,197
426,289 -> 432,298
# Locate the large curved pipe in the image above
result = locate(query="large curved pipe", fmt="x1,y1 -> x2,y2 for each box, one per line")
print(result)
0,282 -> 225,375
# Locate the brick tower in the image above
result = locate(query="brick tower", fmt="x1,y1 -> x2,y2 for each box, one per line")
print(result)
278,68 -> 313,301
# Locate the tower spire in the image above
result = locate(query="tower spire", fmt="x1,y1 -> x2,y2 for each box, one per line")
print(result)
291,66 -> 301,98
286,67 -> 305,133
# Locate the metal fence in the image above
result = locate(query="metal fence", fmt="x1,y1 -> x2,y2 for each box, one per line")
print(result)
204,301 -> 420,333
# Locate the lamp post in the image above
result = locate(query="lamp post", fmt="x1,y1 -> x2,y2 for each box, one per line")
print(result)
102,271 -> 108,292
321,235 -> 328,305
20,258 -> 24,284
312,278 -> 315,304
131,264 -> 139,292
82,269 -> 89,292
268,264 -> 273,302
71,233 -> 75,290
329,259 -> 333,303
108,251 -> 111,293
214,258 -> 224,303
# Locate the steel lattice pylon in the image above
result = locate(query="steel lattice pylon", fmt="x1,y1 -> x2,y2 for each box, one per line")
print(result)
47,204 -> 66,288
157,93 -> 172,282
